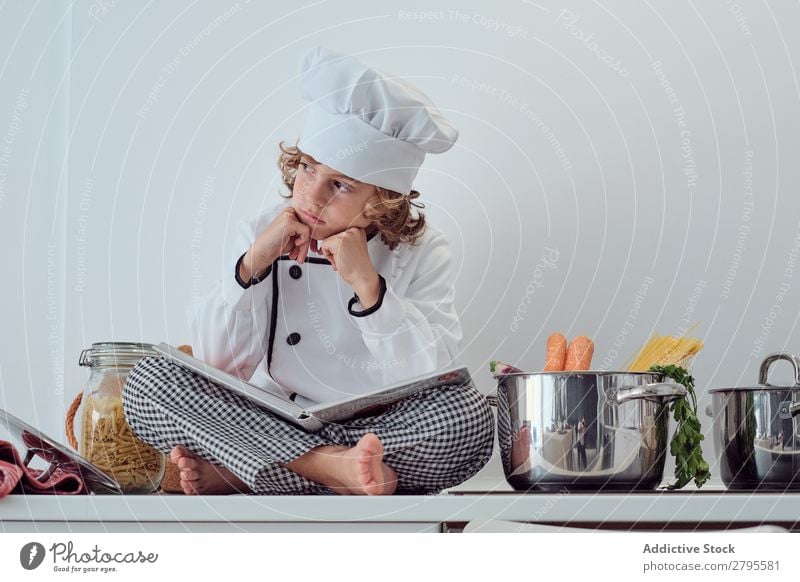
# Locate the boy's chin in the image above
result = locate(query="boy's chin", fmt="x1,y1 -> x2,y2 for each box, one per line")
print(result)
296,212 -> 328,232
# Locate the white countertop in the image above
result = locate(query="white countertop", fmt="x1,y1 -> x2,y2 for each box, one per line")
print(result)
1,485 -> 798,527
2,452 -> 797,531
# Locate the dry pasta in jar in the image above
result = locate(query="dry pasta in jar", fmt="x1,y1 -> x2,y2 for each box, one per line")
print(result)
77,342 -> 166,493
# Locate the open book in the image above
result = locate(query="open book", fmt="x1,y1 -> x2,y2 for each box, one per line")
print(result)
152,342 -> 473,433
0,407 -> 123,495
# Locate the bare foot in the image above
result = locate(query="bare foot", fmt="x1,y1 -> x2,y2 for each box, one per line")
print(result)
169,446 -> 253,495
281,433 -> 398,495
330,433 -> 398,496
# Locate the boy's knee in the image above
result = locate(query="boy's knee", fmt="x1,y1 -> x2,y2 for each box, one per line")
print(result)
122,356 -> 173,402
121,356 -> 172,425
397,384 -> 495,463
388,386 -> 496,494
437,384 -> 495,448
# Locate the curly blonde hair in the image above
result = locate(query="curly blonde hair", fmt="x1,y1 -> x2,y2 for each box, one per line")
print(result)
277,141 -> 426,251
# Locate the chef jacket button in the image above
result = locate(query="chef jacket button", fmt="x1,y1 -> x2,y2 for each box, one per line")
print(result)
289,265 -> 302,279
287,332 -> 301,346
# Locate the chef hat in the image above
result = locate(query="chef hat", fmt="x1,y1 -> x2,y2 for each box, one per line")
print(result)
297,46 -> 458,195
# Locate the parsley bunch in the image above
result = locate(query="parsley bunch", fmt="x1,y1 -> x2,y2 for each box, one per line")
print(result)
649,364 -> 711,489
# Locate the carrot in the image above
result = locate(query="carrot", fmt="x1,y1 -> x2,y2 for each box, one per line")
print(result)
564,336 -> 594,371
544,333 -> 567,371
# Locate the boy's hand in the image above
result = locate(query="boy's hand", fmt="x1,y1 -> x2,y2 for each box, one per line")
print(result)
252,207 -> 313,265
319,227 -> 379,292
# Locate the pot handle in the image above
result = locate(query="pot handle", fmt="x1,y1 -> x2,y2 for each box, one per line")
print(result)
759,352 -> 800,386
608,382 -> 687,405
705,404 -> 713,418
485,392 -> 498,407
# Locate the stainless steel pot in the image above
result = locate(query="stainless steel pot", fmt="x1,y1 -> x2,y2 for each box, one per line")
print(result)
488,371 -> 686,491
707,352 -> 800,490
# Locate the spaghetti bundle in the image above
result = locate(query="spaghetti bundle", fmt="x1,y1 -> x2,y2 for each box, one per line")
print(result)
625,326 -> 710,489
625,331 -> 704,372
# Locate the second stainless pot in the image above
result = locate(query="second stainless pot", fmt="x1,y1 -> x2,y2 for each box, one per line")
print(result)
707,352 -> 800,490
490,371 -> 686,491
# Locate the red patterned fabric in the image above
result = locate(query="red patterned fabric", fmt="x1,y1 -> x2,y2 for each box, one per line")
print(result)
0,440 -> 87,498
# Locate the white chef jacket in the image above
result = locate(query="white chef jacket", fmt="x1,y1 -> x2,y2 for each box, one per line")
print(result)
185,199 -> 463,408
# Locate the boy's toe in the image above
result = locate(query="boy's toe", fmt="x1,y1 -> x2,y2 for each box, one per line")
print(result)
177,456 -> 198,470
182,468 -> 200,480
169,446 -> 185,463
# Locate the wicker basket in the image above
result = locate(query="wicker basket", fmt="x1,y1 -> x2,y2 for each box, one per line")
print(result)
66,344 -> 192,494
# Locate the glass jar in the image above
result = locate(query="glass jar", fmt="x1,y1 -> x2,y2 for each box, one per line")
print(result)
77,342 -> 166,494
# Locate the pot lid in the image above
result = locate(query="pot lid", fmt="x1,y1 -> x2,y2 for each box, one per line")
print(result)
0,408 -> 122,494
708,352 -> 800,393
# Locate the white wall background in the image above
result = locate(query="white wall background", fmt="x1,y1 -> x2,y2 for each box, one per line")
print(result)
1,0 -> 799,488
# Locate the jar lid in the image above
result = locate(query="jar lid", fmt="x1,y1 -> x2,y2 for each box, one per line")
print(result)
78,342 -> 157,368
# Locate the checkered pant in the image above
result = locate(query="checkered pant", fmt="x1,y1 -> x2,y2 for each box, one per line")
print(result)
121,356 -> 495,495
